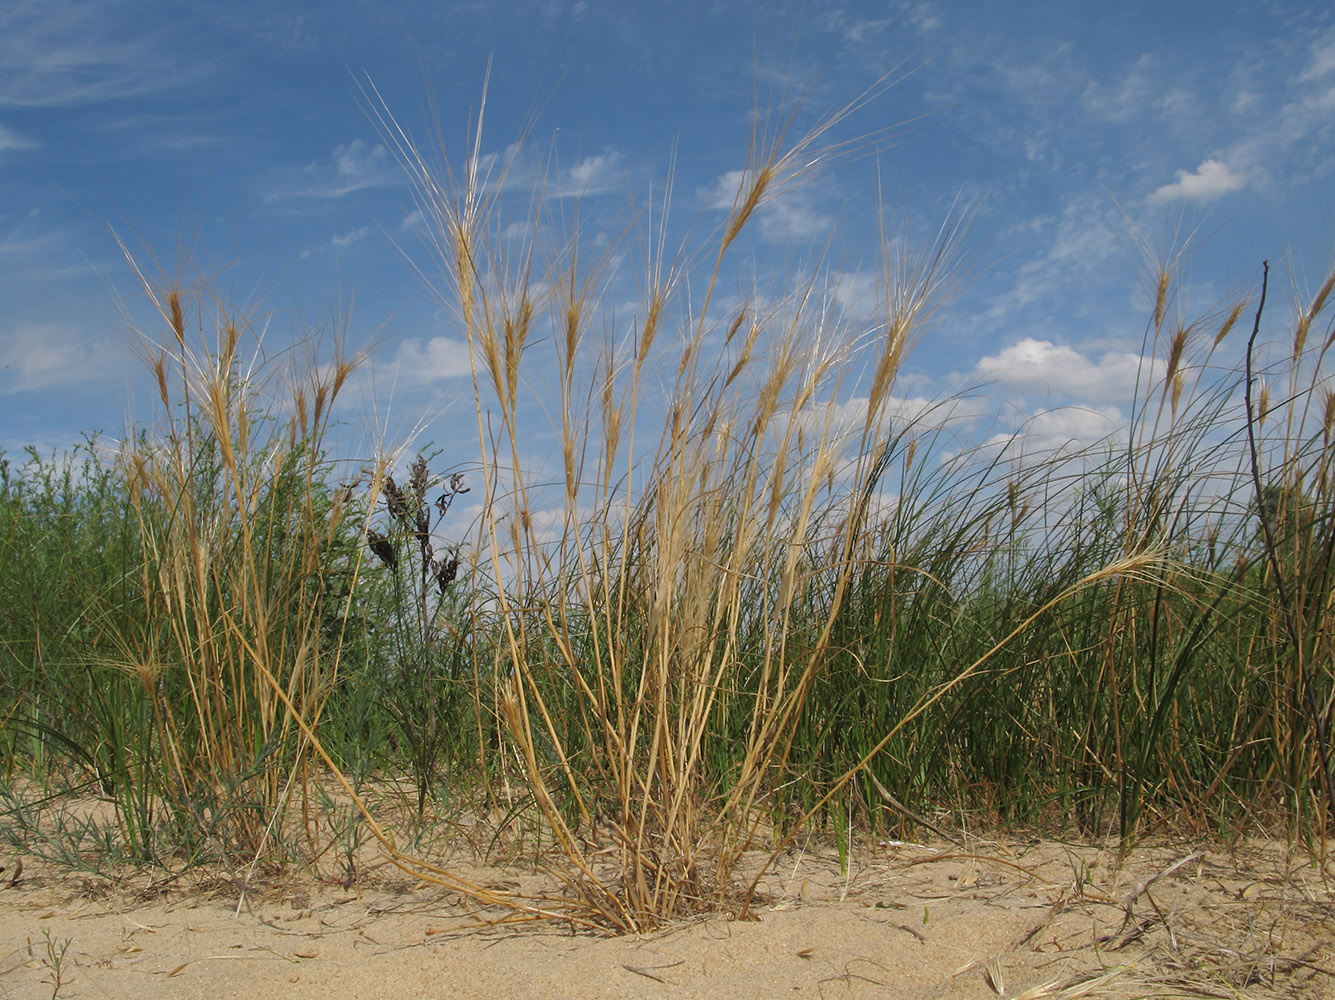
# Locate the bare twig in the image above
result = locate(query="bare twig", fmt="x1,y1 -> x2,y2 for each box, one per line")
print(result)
1110,850 -> 1202,946
1244,260 -> 1335,816
1120,850 -> 1202,915
621,962 -> 682,984
865,770 -> 964,846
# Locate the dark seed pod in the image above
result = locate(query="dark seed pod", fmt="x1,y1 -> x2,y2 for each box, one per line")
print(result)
366,529 -> 397,569
410,455 -> 429,501
435,555 -> 459,593
383,475 -> 410,526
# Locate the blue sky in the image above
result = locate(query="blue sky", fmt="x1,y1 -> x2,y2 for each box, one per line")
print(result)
2,0 -> 1333,477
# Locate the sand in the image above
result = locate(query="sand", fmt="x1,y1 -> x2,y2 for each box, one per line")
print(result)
2,836 -> 1332,999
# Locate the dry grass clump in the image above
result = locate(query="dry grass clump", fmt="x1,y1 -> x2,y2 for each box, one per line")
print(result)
112,267 -> 362,860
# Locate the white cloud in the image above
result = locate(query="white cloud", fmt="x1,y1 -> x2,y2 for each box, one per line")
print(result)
973,338 -> 1160,406
1148,158 -> 1246,202
382,336 -> 471,385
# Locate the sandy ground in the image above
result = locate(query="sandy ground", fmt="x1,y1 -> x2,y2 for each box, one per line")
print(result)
2,836 -> 1332,1000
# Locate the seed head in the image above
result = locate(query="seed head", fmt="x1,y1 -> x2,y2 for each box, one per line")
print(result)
410,455 -> 429,501
434,554 -> 459,594
367,529 -> 397,569
384,475 -> 410,525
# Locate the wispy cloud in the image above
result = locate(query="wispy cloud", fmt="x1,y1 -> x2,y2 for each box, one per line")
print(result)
379,142 -> 625,207
1299,27 -> 1335,82
0,123 -> 37,152
819,3 -> 939,45
983,404 -> 1124,458
1171,30 -> 1335,197
982,194 -> 1126,322
268,139 -> 400,201
810,392 -> 963,439
702,169 -> 835,244
298,225 -> 375,259
1082,53 -> 1156,123
704,169 -> 749,212
0,0 -> 198,108
0,222 -> 90,282
0,225 -> 59,258
0,322 -> 122,394
820,12 -> 894,45
331,226 -> 371,249
1148,157 -> 1246,202
903,3 -> 943,33
831,270 -> 879,322
481,145 -> 628,199
554,151 -> 625,197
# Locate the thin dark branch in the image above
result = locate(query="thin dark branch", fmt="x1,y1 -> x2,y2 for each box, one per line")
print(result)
1243,260 -> 1334,816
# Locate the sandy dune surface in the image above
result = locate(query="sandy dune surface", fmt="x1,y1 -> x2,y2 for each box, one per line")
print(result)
2,837 -> 1331,999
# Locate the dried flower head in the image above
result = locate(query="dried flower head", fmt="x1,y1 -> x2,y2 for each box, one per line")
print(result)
384,475 -> 410,526
367,529 -> 397,569
410,455 -> 429,502
434,554 -> 459,594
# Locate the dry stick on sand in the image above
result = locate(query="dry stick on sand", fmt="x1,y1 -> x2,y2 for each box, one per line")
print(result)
1108,850 -> 1203,949
864,770 -> 964,847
